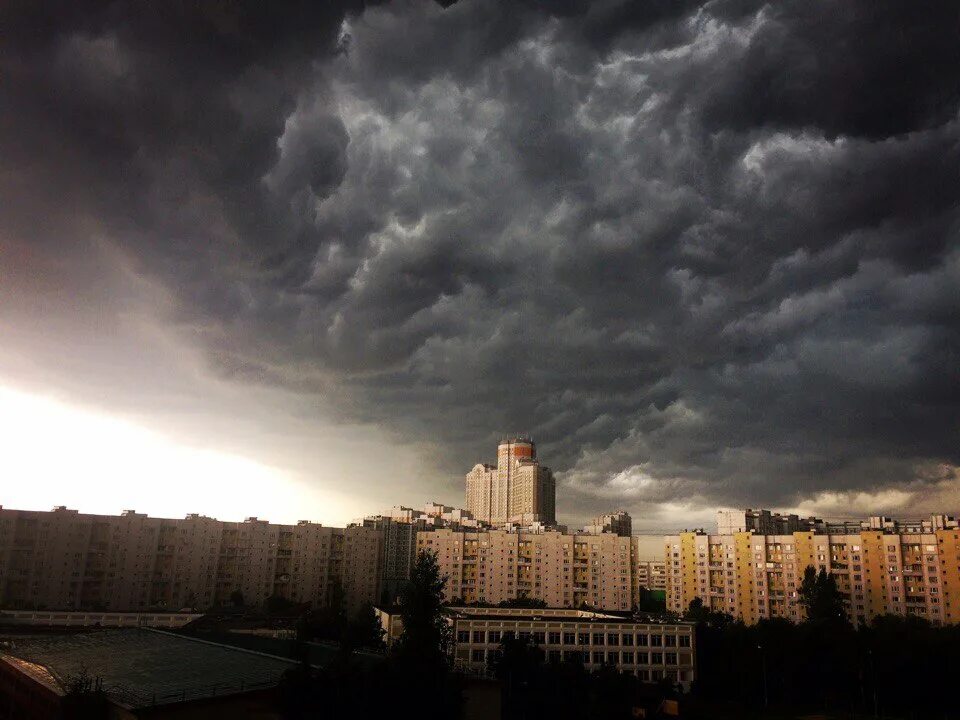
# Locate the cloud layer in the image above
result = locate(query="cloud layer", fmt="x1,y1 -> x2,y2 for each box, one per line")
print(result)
2,0 -> 958,525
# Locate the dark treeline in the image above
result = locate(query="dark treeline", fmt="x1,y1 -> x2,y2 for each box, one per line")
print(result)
490,634 -> 680,720
276,562 -> 960,719
687,567 -> 959,719
278,551 -> 463,720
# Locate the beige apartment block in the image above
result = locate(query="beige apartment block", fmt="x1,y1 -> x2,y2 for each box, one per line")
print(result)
466,437 -> 556,526
633,557 -> 667,593
0,506 -> 382,613
665,514 -> 960,627
583,511 -> 632,537
418,528 -> 633,611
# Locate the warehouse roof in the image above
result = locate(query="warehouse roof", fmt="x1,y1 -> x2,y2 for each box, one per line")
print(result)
0,628 -> 297,708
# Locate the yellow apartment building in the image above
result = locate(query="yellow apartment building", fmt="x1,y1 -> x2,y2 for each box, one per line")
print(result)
665,514 -> 960,626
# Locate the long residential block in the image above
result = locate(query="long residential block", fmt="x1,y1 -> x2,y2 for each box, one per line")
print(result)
419,528 -> 635,611
0,506 -> 382,613
665,514 -> 960,626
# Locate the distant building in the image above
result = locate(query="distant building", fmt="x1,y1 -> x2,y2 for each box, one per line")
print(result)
716,508 -> 822,535
0,506 -> 382,613
583,510 -> 632,537
419,528 -> 634,611
633,558 -> 667,593
355,502 -> 485,603
465,437 -> 556,526
667,512 -> 960,627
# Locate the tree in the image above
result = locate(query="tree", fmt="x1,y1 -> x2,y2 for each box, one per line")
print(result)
62,667 -> 108,719
684,597 -> 708,623
343,603 -> 386,651
498,597 -> 547,609
394,549 -> 452,667
297,581 -> 348,643
799,566 -> 847,625
266,594 -> 298,614
489,634 -> 545,719
635,587 -> 666,613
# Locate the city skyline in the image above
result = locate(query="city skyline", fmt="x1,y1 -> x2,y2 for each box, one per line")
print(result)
2,1 -> 958,532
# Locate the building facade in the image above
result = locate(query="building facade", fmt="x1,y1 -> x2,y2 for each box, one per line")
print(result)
419,528 -> 634,611
466,437 -> 556,526
0,506 -> 382,613
583,511 -> 632,537
716,508 -> 822,535
356,502 -> 487,603
665,514 -> 960,627
633,558 -> 667,593
444,607 -> 696,688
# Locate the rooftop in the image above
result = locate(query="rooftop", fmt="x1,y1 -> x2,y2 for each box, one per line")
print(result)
0,628 -> 298,708
444,607 -> 693,627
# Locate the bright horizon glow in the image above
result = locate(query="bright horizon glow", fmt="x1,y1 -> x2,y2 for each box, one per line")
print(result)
0,385 -> 353,525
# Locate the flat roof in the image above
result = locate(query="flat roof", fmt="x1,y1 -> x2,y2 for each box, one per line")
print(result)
0,628 -> 298,708
443,607 -> 693,627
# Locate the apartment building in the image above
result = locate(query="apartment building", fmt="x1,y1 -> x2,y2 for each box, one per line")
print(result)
418,528 -> 634,611
665,514 -> 960,627
356,502 -> 488,602
716,509 -> 821,535
633,558 -> 667,593
0,506 -> 382,613
466,437 -> 556,526
583,511 -> 632,537
444,607 -> 696,688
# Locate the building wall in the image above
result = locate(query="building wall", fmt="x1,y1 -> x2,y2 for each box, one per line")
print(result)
665,522 -> 960,626
419,529 -> 633,611
445,609 -> 696,689
632,555 -> 667,593
466,439 -> 556,526
0,507 -> 381,614
465,464 -> 495,525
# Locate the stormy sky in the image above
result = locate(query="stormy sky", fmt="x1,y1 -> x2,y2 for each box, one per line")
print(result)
1,0 -> 958,532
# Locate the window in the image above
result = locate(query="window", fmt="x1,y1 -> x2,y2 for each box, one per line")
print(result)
457,630 -> 470,643
472,630 -> 485,643
652,652 -> 664,664
679,635 -> 690,648
563,632 -> 576,645
548,631 -> 561,644
489,630 -> 501,643
548,650 -> 561,663
665,635 -> 677,647
471,649 -> 485,662
636,633 -> 648,646
533,631 -> 545,644
650,634 -> 663,647
578,632 -> 590,645
607,633 -> 620,646
593,633 -> 605,645
637,652 -> 649,664
666,653 -> 678,665
622,633 -> 634,646
622,651 -> 634,664
592,651 -> 604,664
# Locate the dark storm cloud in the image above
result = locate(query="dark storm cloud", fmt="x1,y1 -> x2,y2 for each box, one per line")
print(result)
2,0 -> 958,520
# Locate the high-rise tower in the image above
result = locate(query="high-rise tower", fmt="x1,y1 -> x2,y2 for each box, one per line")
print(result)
465,436 -> 556,525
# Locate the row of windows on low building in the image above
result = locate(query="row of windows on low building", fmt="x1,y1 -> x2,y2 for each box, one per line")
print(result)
455,629 -> 691,647
463,647 -> 688,669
